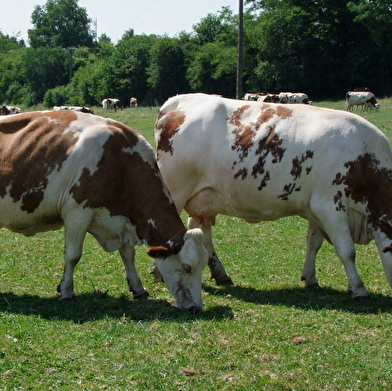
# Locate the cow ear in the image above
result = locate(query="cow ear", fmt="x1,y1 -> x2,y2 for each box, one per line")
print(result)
147,245 -> 170,259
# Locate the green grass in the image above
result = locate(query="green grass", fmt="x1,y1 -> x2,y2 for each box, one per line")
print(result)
1,100 -> 392,390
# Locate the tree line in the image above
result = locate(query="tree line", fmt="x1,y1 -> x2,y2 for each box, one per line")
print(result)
1,0 -> 391,107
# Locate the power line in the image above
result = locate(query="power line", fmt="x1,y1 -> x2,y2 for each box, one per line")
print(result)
129,0 -> 163,25
146,0 -> 194,34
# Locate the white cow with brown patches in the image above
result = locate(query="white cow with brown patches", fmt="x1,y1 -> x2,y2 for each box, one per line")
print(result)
0,110 -> 207,311
155,93 -> 392,300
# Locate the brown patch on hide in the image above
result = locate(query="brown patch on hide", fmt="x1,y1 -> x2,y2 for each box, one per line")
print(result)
332,153 -> 392,240
230,104 -> 291,189
155,110 -> 186,155
0,111 -> 79,213
70,122 -> 186,247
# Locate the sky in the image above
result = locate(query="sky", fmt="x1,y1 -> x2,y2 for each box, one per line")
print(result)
0,0 -> 239,44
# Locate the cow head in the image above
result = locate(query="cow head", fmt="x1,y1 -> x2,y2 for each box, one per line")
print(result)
146,228 -> 207,311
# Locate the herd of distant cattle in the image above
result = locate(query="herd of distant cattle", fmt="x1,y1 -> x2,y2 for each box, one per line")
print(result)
243,89 -> 380,112
0,91 -> 379,116
0,97 -> 139,116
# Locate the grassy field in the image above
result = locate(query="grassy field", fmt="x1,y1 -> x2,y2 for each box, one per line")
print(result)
1,98 -> 392,390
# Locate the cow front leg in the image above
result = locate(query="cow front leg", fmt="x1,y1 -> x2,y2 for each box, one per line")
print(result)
301,222 -> 323,288
57,212 -> 94,301
188,216 -> 233,285
119,244 -> 149,299
57,228 -> 86,301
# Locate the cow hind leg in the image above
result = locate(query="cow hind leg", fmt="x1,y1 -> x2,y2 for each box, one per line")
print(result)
328,228 -> 369,299
373,230 -> 392,296
119,244 -> 149,299
188,216 -> 233,285
301,222 -> 323,288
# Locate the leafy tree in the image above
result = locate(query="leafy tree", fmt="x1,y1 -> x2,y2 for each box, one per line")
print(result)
28,0 -> 95,48
20,47 -> 69,104
347,0 -> 392,95
187,8 -> 238,96
69,58 -> 107,105
0,48 -> 25,104
0,31 -> 25,50
147,37 -> 189,104
247,0 -> 378,98
97,33 -> 157,105
187,42 -> 237,96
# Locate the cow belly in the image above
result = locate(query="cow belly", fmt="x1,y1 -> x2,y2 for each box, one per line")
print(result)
184,185 -> 305,224
88,212 -> 142,251
0,204 -> 63,236
2,216 -> 64,236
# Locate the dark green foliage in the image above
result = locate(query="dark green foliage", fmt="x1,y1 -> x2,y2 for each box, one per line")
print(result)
28,0 -> 95,48
1,0 -> 392,106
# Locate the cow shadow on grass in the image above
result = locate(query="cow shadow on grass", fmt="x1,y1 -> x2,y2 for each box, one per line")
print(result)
203,283 -> 392,314
0,290 -> 234,323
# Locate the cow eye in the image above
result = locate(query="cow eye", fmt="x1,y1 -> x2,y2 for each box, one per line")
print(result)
182,263 -> 192,274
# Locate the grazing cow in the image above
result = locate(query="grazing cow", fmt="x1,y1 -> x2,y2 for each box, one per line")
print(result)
0,105 -> 22,115
257,94 -> 280,103
130,97 -> 138,108
243,93 -> 264,101
0,111 -> 207,311
279,92 -> 311,104
155,93 -> 392,300
68,106 -> 94,114
102,98 -> 122,112
53,106 -> 94,114
346,91 -> 380,112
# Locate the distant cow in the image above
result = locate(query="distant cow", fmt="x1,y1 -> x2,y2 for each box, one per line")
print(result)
102,98 -> 123,112
53,106 -> 94,114
0,110 -> 207,311
0,105 -> 22,115
244,93 -> 264,101
130,97 -> 138,108
68,106 -> 94,114
155,93 -> 392,300
257,94 -> 280,103
279,92 -> 311,104
346,91 -> 380,112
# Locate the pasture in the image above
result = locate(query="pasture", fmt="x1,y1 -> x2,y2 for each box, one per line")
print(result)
1,98 -> 392,390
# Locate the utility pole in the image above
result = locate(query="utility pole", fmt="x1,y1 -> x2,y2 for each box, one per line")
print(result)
236,0 -> 244,100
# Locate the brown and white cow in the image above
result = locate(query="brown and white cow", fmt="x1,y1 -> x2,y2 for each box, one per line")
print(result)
102,98 -> 123,112
279,92 -> 311,104
257,94 -> 280,103
130,97 -> 138,108
53,106 -> 94,114
243,93 -> 264,101
0,110 -> 207,311
346,91 -> 380,112
1,105 -> 22,115
155,93 -> 392,300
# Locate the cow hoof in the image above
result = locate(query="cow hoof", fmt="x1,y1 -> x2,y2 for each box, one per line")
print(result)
353,295 -> 371,302
133,290 -> 150,299
305,283 -> 321,290
59,296 -> 77,302
214,276 -> 234,285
